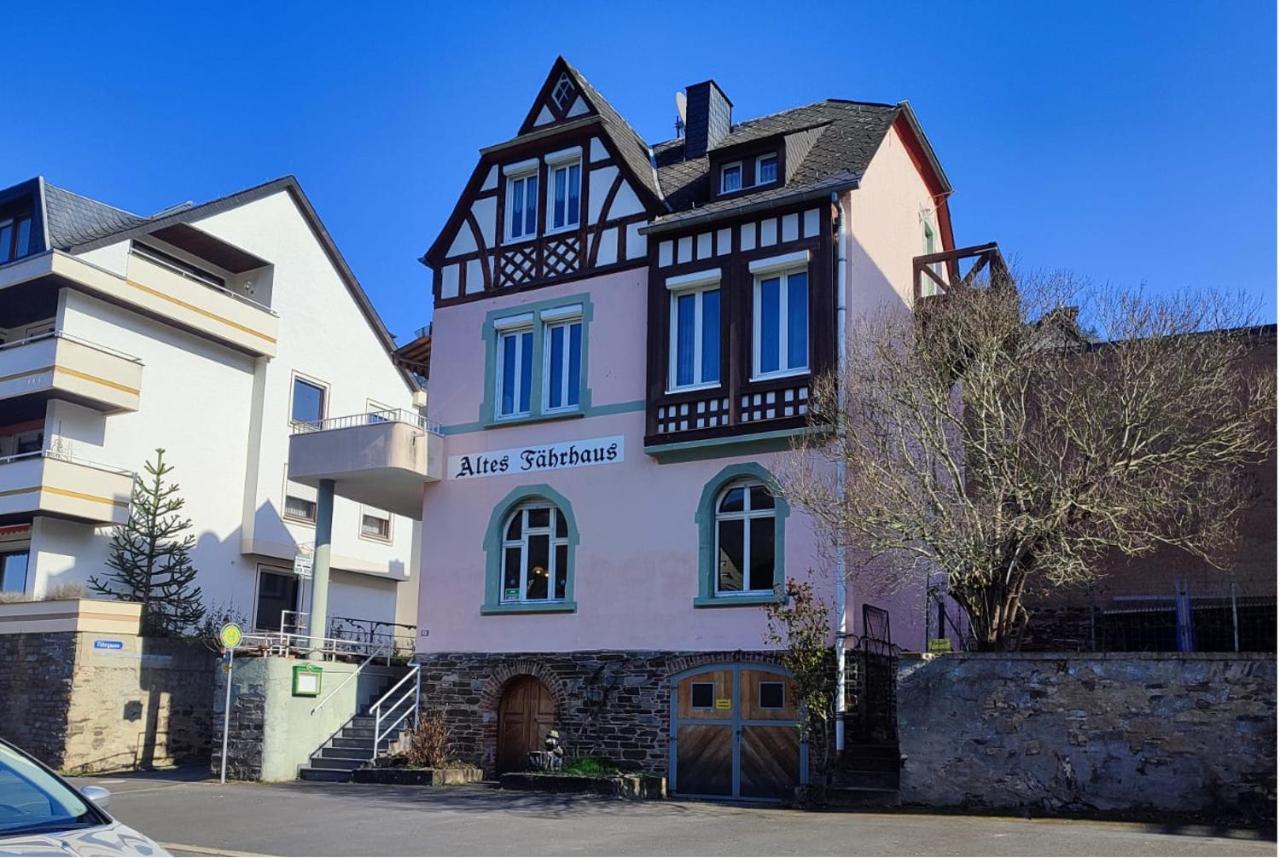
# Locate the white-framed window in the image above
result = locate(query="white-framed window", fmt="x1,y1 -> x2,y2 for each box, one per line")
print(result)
752,263 -> 809,380
547,159 -> 581,233
542,308 -> 583,412
500,501 -> 569,604
360,507 -> 392,542
720,162 -> 742,194
506,169 -> 539,241
715,481 -> 777,595
495,316 -> 534,419
756,154 -> 778,185
666,270 -> 721,392
920,221 -> 943,297
290,373 -> 327,426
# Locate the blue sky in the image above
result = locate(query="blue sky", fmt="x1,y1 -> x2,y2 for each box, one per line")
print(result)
5,1 -> 1275,340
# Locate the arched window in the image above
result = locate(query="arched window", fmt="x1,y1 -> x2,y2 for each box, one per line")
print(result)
715,481 -> 777,595
694,464 -> 790,608
482,484 -> 578,615
501,501 -> 569,604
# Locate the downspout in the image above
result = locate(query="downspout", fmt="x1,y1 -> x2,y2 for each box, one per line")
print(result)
832,192 -> 848,755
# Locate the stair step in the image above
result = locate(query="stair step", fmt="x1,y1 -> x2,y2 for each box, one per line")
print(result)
824,785 -> 900,809
834,769 -> 900,790
341,727 -> 402,741
310,754 -> 368,770
330,736 -> 387,751
299,767 -> 355,783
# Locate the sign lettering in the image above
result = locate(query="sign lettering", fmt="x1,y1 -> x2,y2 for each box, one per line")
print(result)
448,435 -> 624,480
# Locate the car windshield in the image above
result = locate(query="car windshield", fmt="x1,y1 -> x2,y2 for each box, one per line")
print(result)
0,744 -> 98,835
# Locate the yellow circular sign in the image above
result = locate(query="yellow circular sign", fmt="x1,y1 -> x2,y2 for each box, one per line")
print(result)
219,623 -> 243,649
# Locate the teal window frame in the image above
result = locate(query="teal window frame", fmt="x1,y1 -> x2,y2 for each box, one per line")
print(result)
693,463 -> 789,608
478,294 -> 594,429
482,484 -> 579,615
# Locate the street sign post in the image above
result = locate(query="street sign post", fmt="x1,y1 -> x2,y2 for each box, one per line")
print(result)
218,623 -> 242,784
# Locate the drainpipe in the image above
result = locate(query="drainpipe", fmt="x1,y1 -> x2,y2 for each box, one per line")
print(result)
308,479 -> 335,658
832,192 -> 848,754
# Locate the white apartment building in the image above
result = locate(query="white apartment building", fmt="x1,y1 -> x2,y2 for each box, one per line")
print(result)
0,176 -> 425,636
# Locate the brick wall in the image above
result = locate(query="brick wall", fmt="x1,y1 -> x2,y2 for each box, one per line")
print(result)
418,650 -> 783,776
896,653 -> 1277,821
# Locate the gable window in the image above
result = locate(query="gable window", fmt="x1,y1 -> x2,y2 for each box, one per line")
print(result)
546,152 -> 581,233
756,154 -> 778,186
290,375 -> 327,426
0,214 -> 32,265
715,481 -> 777,595
495,316 -> 534,419
507,169 -> 539,241
542,307 -> 582,413
667,271 -> 721,391
501,501 -> 569,604
750,254 -> 810,380
551,74 -> 576,113
720,163 -> 742,194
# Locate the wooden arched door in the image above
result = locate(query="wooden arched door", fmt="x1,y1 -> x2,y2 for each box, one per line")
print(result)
497,676 -> 556,773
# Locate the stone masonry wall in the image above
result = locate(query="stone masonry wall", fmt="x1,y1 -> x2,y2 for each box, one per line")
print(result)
0,633 -> 77,767
419,650 -> 783,776
896,653 -> 1276,821
0,632 -> 215,774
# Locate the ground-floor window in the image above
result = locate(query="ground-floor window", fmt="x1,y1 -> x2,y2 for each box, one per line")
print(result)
0,550 -> 27,593
482,485 -> 578,614
255,567 -> 300,631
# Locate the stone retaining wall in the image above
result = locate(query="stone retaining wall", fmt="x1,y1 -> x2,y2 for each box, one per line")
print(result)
896,653 -> 1276,821
418,650 -> 783,776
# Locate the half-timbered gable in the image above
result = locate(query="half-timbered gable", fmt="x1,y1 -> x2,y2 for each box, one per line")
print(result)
424,57 -> 664,307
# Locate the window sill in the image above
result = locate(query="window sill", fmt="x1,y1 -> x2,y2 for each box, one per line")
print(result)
693,593 -> 781,609
484,409 -> 584,430
665,382 -> 723,397
481,600 -> 577,615
749,368 -> 810,384
544,224 -> 580,237
282,516 -> 317,528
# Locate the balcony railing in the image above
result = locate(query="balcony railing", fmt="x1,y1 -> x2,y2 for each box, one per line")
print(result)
0,449 -> 134,525
0,331 -> 143,413
912,242 -> 1010,302
291,408 -> 440,436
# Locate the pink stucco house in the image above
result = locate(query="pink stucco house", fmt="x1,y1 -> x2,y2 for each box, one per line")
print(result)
414,57 -> 966,797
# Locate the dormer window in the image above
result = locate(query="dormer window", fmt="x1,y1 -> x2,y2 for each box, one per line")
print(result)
756,154 -> 778,186
505,163 -> 539,242
720,163 -> 742,194
0,212 -> 33,265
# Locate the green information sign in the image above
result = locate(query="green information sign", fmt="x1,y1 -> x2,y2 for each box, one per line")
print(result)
927,638 -> 953,653
292,664 -> 323,697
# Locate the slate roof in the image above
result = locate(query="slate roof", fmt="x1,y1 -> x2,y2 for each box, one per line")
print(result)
647,100 -> 902,230
563,61 -> 663,205
42,183 -> 153,249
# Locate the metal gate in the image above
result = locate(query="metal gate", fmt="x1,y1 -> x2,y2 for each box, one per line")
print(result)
848,605 -> 899,744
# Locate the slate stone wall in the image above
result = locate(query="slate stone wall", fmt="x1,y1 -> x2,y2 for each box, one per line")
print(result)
418,650 -> 783,776
0,632 -> 215,774
896,653 -> 1277,821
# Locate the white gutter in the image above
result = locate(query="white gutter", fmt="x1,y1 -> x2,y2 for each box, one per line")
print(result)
832,191 -> 848,754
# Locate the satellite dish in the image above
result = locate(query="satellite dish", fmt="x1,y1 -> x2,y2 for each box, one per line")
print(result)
675,91 -> 687,122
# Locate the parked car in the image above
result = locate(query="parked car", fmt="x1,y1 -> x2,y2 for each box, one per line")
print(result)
0,739 -> 167,856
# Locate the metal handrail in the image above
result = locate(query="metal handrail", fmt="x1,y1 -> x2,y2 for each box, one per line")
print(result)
371,663 -> 421,762
128,245 -> 276,315
0,330 -> 145,364
291,409 -> 440,436
310,644 -> 391,715
0,448 -> 135,477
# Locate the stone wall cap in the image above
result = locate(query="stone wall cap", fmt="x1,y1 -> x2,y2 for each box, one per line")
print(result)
903,651 -> 1277,663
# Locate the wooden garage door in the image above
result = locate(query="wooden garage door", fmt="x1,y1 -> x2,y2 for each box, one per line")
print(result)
670,664 -> 804,801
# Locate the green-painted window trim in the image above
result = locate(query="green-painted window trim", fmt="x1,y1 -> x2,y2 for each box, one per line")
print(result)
481,483 -> 579,615
478,293 -> 594,429
693,462 -> 789,608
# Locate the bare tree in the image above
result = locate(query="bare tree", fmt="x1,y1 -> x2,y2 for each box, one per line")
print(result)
781,272 -> 1275,651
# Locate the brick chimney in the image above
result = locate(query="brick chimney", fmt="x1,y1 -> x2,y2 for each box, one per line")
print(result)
683,80 -> 732,158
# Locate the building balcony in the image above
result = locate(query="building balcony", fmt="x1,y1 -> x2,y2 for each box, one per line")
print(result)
0,332 -> 142,413
0,451 -> 133,526
287,410 -> 442,519
0,251 -> 279,358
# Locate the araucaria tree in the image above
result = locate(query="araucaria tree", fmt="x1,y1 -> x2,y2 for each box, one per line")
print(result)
782,273 -> 1275,651
90,448 -> 205,636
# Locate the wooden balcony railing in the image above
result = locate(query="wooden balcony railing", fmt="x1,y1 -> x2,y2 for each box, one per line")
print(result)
912,242 -> 1010,303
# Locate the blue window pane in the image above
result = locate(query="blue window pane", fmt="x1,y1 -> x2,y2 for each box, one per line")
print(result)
567,165 -> 580,225
759,277 -> 780,374
758,156 -> 777,184
0,552 -> 27,593
554,169 -> 566,228
525,176 -> 538,235
519,331 -> 533,412
14,218 -> 30,259
676,294 -> 695,386
501,334 -> 517,415
548,325 -> 565,409
511,181 -> 524,237
701,289 -> 720,383
787,272 -> 808,369
567,323 -> 581,406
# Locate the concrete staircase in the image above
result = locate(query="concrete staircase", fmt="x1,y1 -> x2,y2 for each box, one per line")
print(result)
827,742 -> 902,808
298,665 -> 418,783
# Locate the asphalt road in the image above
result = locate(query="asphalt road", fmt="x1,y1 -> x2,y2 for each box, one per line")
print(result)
72,770 -> 1273,857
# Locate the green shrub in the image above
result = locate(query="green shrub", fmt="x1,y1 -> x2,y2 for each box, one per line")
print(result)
561,756 -> 621,776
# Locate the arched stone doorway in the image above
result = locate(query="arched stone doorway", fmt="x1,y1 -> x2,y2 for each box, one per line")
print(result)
496,675 -> 556,773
